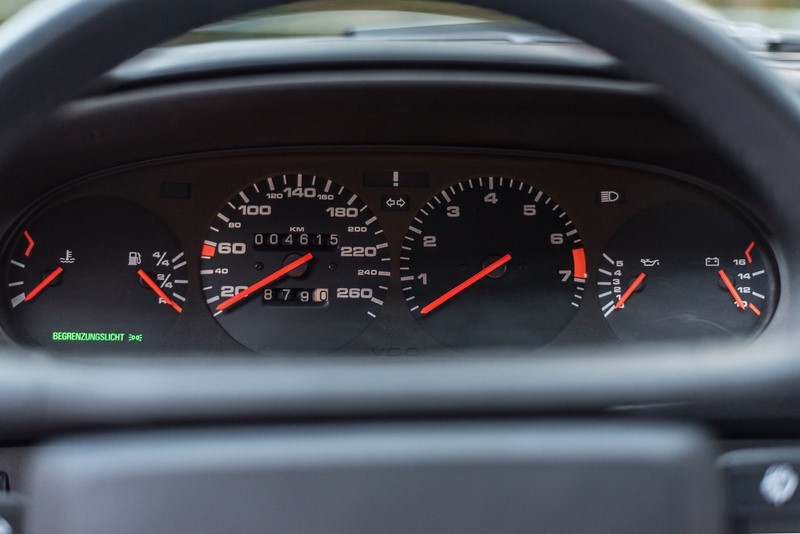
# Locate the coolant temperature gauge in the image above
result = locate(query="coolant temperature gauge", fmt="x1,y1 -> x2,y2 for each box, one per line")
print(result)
4,197 -> 188,350
598,203 -> 777,342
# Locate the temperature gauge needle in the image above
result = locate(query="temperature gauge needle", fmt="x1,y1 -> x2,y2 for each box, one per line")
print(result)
421,254 -> 511,316
216,252 -> 314,312
24,266 -> 63,302
138,269 -> 183,313
615,272 -> 647,309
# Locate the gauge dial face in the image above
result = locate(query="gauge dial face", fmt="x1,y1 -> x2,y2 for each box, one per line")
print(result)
598,202 -> 777,341
4,197 -> 187,350
400,177 -> 585,349
200,174 -> 389,353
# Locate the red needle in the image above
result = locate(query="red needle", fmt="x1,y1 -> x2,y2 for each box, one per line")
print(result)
138,269 -> 182,313
216,252 -> 314,312
718,269 -> 747,311
420,254 -> 511,316
615,272 -> 646,309
24,266 -> 63,302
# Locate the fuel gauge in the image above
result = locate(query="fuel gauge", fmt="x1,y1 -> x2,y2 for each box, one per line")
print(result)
4,196 -> 187,351
598,202 -> 777,341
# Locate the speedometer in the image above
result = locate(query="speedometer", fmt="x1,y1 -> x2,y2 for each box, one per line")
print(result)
200,174 -> 389,353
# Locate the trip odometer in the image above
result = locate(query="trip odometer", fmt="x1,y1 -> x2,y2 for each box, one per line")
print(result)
401,177 -> 585,349
200,174 -> 389,353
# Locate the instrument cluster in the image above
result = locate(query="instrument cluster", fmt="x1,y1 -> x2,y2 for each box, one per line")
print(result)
0,150 -> 779,355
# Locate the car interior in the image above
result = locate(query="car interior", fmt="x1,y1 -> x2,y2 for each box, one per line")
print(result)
1,0 -> 800,532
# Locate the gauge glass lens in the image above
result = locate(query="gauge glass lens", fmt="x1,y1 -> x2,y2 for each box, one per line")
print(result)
4,196 -> 187,350
200,174 -> 388,353
598,202 -> 777,341
400,177 -> 585,349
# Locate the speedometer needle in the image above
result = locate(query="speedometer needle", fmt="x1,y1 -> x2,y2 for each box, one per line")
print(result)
420,254 -> 511,316
216,252 -> 314,312
138,269 -> 182,313
24,266 -> 63,302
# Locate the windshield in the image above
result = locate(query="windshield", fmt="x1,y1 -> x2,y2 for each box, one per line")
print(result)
0,0 -> 798,38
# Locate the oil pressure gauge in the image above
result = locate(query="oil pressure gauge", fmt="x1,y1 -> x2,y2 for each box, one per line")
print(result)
598,202 -> 777,341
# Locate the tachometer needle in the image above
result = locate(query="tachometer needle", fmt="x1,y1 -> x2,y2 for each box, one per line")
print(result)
718,268 -> 749,312
138,269 -> 182,313
615,272 -> 646,309
420,254 -> 511,316
24,266 -> 64,302
216,252 -> 314,312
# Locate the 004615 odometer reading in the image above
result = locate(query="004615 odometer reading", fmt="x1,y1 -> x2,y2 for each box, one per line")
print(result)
200,174 -> 389,353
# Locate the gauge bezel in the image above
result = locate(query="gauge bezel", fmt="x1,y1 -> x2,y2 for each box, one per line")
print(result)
0,148 -> 781,355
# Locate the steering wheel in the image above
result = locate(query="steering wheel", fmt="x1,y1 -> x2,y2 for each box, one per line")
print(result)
3,1 -> 800,533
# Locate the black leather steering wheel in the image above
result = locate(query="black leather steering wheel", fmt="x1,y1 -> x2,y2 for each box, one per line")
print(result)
3,2 -> 800,533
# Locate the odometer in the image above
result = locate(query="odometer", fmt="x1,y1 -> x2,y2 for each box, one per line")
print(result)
401,177 -> 585,349
200,174 -> 388,353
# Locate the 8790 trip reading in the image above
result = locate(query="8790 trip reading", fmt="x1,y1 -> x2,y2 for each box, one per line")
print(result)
263,287 -> 328,305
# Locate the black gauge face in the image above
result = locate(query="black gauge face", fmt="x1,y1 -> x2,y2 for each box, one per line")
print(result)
400,177 -> 585,349
598,202 -> 777,341
200,174 -> 389,353
4,197 -> 187,351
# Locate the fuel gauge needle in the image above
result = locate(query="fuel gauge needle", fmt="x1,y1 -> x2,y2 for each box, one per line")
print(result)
216,252 -> 314,312
24,266 -> 64,302
138,269 -> 183,313
421,254 -> 511,316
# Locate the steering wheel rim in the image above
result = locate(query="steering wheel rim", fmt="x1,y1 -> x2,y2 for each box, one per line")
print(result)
0,0 -> 799,382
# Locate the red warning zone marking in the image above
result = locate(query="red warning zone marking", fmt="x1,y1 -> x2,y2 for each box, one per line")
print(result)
23,231 -> 34,257
572,248 -> 587,279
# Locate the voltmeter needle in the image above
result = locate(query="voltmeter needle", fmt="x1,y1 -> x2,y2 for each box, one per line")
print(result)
718,269 -> 748,312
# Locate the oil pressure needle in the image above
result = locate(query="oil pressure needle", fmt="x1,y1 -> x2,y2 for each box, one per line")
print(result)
420,254 -> 511,316
614,272 -> 647,310
216,252 -> 314,312
138,269 -> 183,313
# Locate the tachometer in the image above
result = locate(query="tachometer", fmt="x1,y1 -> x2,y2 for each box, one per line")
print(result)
400,177 -> 585,349
200,174 -> 388,353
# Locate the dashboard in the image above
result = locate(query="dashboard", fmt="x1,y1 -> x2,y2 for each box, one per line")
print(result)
0,149 -> 780,355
